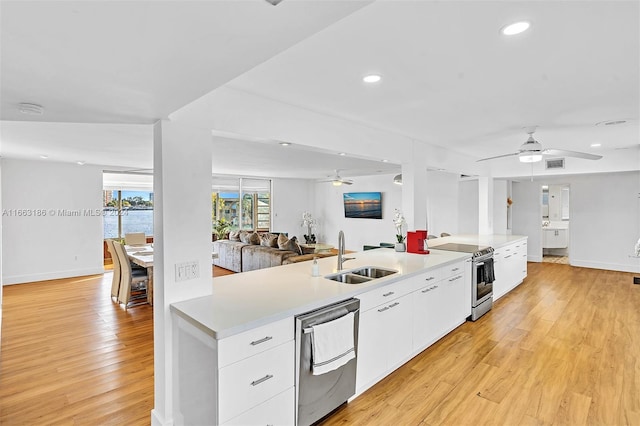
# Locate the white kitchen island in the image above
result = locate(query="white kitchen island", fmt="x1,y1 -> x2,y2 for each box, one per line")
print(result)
170,235 -> 527,425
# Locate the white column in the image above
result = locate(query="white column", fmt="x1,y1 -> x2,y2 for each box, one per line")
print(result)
401,141 -> 428,232
478,176 -> 494,235
152,120 -> 213,426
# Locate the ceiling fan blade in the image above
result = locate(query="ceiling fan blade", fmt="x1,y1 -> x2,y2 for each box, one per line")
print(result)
543,149 -> 602,160
476,152 -> 519,162
342,180 -> 353,185
614,144 -> 640,150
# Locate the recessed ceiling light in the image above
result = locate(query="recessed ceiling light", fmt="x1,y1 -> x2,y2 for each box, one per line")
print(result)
39,155 -> 49,159
590,143 -> 602,148
76,161 -> 86,166
381,159 -> 389,163
501,21 -> 531,36
279,142 -> 291,146
338,152 -> 346,156
363,74 -> 382,83
18,102 -> 44,115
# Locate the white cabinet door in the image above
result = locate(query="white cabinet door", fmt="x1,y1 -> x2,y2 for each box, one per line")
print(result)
442,272 -> 465,330
356,293 -> 413,392
412,280 -> 445,351
463,258 -> 472,317
543,229 -> 568,248
385,293 -> 413,369
356,304 -> 388,390
492,249 -> 508,300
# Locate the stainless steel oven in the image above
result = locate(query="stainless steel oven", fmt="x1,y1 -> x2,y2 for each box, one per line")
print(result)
470,249 -> 495,321
431,243 -> 495,321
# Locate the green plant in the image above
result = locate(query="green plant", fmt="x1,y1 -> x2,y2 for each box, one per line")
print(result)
213,217 -> 230,239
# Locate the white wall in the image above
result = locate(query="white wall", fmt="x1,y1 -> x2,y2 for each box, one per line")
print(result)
271,178 -> 316,240
314,173 -> 402,251
513,171 -> 640,272
425,170 -> 459,237
492,179 -> 508,234
1,159 -> 104,284
458,179 -> 479,234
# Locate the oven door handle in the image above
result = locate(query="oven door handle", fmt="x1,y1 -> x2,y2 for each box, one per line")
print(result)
475,262 -> 485,267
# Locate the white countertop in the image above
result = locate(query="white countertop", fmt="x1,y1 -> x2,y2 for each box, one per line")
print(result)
171,247 -> 470,340
428,234 -> 527,250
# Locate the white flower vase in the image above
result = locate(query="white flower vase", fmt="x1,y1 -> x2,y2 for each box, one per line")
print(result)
395,242 -> 406,252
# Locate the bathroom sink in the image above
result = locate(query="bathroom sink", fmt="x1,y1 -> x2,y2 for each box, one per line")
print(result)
325,266 -> 398,284
351,267 -> 398,279
326,273 -> 372,284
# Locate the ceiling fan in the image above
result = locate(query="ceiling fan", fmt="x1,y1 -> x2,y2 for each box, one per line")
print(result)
319,169 -> 353,186
477,128 -> 603,163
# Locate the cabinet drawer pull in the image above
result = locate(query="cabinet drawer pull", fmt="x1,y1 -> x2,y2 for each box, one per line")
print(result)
250,336 -> 273,346
425,277 -> 435,281
388,302 -> 400,308
377,306 -> 389,312
504,255 -> 512,259
449,276 -> 461,282
451,267 -> 459,272
432,285 -> 438,290
382,291 -> 395,297
250,374 -> 274,386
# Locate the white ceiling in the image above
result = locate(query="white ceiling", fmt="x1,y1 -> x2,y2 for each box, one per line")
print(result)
1,0 -> 638,180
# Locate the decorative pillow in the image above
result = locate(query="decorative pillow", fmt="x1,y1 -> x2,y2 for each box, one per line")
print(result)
278,234 -> 302,255
239,231 -> 250,243
228,230 -> 241,241
248,232 -> 261,245
261,233 -> 278,248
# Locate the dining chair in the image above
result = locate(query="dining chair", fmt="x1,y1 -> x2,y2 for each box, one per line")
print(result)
113,241 -> 148,309
105,239 -> 122,301
124,232 -> 147,246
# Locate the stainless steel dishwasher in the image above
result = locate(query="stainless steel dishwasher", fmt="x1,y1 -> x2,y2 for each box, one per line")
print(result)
295,298 -> 360,426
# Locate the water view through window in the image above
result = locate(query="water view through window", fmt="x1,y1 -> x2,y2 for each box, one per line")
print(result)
103,190 -> 153,239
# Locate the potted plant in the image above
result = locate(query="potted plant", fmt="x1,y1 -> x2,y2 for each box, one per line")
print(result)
212,217 -> 230,241
393,209 -> 406,252
301,212 -> 317,244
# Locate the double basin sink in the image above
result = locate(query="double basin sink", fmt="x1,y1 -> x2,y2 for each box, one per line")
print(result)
325,266 -> 398,284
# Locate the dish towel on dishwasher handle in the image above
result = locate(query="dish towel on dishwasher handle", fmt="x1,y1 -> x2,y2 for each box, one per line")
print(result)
310,311 -> 356,375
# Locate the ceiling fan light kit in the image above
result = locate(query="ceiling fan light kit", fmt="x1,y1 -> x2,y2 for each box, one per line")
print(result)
478,128 -> 603,163
320,169 -> 353,186
519,152 -> 543,163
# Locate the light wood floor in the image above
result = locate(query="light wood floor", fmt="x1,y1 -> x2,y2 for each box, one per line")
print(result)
1,263 -> 637,425
322,264 -> 640,426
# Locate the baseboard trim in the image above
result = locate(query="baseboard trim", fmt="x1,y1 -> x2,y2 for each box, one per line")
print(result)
570,259 -> 640,274
2,267 -> 105,285
151,409 -> 171,426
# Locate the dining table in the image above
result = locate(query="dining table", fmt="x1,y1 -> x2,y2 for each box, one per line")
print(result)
125,244 -> 154,306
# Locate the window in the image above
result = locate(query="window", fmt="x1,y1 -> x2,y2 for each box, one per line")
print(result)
103,173 -> 154,239
212,177 -> 271,232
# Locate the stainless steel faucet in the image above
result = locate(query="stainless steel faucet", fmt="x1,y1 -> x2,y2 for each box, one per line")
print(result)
337,230 -> 353,270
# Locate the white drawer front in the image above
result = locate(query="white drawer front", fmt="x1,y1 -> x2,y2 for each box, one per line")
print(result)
443,261 -> 465,278
411,268 -> 443,292
218,317 -> 293,368
218,340 -> 294,424
357,278 -> 414,311
222,386 -> 294,426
